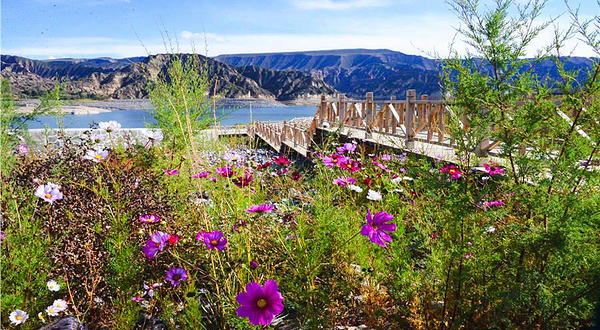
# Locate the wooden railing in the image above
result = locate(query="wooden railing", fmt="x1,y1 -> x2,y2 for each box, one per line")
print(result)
312,90 -> 459,148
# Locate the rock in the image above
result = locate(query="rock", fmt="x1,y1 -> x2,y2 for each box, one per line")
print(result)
134,314 -> 168,330
39,316 -> 88,330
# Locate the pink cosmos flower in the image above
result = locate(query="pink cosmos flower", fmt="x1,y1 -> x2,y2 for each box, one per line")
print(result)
209,177 -> 218,182
198,230 -> 227,251
440,165 -> 462,179
142,231 -> 170,259
168,235 -> 180,245
373,161 -> 393,172
165,267 -> 188,287
360,210 -> 396,247
483,163 -> 504,175
332,176 -> 357,187
336,143 -> 357,154
236,280 -> 284,326
464,252 -> 474,259
163,169 -> 179,176
483,200 -> 504,208
257,162 -> 273,169
216,166 -> 234,178
139,214 -> 160,223
380,154 -> 392,161
341,160 -> 361,172
192,171 -> 211,178
17,144 -> 29,155
323,154 -> 349,167
233,173 -> 253,187
35,183 -> 63,204
245,204 -> 275,213
273,156 -> 291,165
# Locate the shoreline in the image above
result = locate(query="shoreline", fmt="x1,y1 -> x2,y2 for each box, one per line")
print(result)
14,98 -> 320,115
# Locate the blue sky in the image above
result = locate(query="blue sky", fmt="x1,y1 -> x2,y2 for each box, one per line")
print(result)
1,0 -> 597,59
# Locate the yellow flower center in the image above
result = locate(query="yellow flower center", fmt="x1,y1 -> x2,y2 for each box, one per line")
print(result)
210,240 -> 218,246
256,298 -> 267,308
449,169 -> 456,174
332,159 -> 337,163
16,315 -> 22,320
94,154 -> 102,159
45,193 -> 51,199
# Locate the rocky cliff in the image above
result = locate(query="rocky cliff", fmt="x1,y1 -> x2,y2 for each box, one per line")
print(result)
0,54 -> 337,101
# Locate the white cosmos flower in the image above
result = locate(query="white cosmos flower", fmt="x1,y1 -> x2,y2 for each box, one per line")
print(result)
52,299 -> 68,312
83,148 -> 108,163
142,129 -> 163,141
348,184 -> 363,193
46,305 -> 59,317
392,176 -> 414,184
47,280 -> 60,291
366,189 -> 382,201
98,120 -> 121,132
38,312 -> 46,323
486,226 -> 496,233
9,309 -> 28,325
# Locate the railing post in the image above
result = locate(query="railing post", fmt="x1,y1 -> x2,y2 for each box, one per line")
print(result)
405,89 -> 416,149
365,92 -> 374,139
319,95 -> 326,126
339,94 -> 346,124
390,95 -> 397,134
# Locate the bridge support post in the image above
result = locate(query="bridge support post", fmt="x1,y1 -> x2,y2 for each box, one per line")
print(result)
405,89 -> 416,149
319,95 -> 326,126
365,92 -> 374,140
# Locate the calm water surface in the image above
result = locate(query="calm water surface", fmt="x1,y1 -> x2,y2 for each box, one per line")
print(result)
28,106 -> 317,129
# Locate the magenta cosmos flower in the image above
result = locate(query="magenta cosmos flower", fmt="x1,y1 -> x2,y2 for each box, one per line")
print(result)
192,171 -> 211,178
163,169 -> 179,176
332,176 -> 357,186
440,165 -> 462,179
197,230 -> 227,251
336,143 -> 357,154
139,214 -> 160,223
236,279 -> 284,326
216,166 -> 234,177
233,173 -> 253,187
360,210 -> 397,247
165,267 -> 188,287
483,163 -> 504,175
35,183 -> 63,204
273,156 -> 291,165
142,231 -> 170,259
245,204 -> 275,213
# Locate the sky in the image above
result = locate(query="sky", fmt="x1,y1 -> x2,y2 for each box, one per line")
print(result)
1,0 -> 597,60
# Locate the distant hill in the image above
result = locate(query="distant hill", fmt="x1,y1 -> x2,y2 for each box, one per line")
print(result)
216,49 -> 596,99
0,54 -> 337,101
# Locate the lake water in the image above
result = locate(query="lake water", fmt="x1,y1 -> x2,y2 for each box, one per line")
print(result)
28,106 -> 318,129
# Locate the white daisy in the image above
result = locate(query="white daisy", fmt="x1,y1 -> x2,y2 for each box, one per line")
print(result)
348,184 -> 363,193
83,148 -> 109,163
47,280 -> 60,291
98,120 -> 121,132
9,310 -> 28,325
46,305 -> 59,317
52,299 -> 68,312
366,189 -> 382,201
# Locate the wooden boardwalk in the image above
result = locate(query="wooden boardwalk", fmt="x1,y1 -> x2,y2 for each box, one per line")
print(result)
246,89 -> 497,162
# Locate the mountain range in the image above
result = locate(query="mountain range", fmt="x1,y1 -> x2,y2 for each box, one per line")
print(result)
0,54 -> 336,102
1,49 -> 596,102
217,49 -> 596,99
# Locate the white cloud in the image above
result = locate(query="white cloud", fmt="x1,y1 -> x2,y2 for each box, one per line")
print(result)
293,0 -> 392,10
